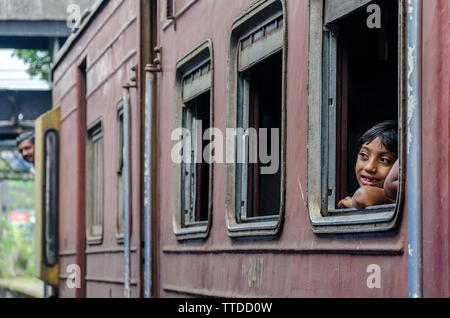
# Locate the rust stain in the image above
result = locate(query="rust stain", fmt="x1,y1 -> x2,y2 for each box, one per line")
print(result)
242,257 -> 264,289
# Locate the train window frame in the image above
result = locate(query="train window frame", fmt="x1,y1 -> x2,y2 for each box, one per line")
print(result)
42,128 -> 59,267
172,39 -> 214,241
225,0 -> 287,238
115,101 -> 125,244
86,118 -> 104,245
307,0 -> 406,234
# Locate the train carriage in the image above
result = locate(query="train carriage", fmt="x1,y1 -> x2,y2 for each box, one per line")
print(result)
35,0 -> 449,298
47,0 -> 143,297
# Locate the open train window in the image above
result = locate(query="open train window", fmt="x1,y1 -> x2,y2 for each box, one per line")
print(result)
86,119 -> 104,244
307,0 -> 406,233
226,0 -> 286,237
172,40 -> 213,240
116,103 -> 124,243
181,91 -> 211,226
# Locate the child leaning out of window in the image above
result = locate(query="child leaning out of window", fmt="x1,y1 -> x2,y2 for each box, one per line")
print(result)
338,120 -> 398,209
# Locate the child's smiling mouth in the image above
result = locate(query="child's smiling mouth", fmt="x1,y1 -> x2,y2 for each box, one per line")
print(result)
360,175 -> 381,187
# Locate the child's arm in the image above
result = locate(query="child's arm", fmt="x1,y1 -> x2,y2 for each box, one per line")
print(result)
352,186 -> 392,209
384,159 -> 399,202
338,196 -> 353,209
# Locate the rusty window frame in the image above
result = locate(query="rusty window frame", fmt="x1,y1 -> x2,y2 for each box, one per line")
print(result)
235,55 -> 282,224
307,0 -> 406,233
173,40 -> 213,240
182,60 -> 211,102
86,118 -> 104,245
237,14 -> 284,72
180,93 -> 210,227
226,0 -> 287,238
235,12 -> 284,224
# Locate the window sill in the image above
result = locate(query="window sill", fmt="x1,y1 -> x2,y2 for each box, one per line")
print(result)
309,203 -> 402,234
115,233 -> 124,245
174,221 -> 210,241
227,215 -> 282,238
86,235 -> 103,246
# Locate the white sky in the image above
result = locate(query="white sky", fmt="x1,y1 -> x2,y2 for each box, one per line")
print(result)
0,49 -> 50,90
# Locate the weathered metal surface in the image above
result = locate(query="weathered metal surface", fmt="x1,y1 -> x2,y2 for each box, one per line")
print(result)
143,70 -> 153,298
74,60 -> 87,298
421,0 -> 450,298
406,0 -> 423,298
49,0 -> 449,298
155,0 -> 408,297
52,0 -> 142,298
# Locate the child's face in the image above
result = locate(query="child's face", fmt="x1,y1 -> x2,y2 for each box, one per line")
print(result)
355,137 -> 396,189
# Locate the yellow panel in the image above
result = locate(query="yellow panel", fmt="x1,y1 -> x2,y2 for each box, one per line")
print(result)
34,107 -> 60,288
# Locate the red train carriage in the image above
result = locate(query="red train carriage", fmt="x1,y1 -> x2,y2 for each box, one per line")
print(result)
35,0 -> 449,298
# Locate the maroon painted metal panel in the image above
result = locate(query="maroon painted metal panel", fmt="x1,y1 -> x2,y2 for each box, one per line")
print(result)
75,60 -> 87,298
421,0 -> 450,298
154,0 -> 408,298
52,0 -> 142,298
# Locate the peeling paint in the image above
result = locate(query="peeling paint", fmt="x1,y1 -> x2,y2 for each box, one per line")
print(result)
143,72 -> 153,298
408,5 -> 414,20
297,176 -> 307,210
407,44 -> 418,155
406,0 -> 422,298
242,257 -> 264,290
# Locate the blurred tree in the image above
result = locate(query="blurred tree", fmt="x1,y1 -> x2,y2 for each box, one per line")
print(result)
0,180 -> 35,278
11,50 -> 51,83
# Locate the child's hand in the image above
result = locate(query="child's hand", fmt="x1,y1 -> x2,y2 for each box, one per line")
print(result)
352,186 -> 392,209
384,159 -> 399,202
338,196 -> 353,209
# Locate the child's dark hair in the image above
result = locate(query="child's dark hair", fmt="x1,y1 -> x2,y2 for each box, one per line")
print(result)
357,120 -> 398,157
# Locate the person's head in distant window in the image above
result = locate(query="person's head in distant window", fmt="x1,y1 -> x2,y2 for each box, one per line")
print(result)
338,121 -> 398,209
17,131 -> 35,164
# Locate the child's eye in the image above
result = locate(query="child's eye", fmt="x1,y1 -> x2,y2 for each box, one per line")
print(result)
380,157 -> 392,164
359,152 -> 368,160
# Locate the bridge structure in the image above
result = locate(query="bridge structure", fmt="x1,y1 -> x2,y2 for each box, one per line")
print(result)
0,0 -> 95,180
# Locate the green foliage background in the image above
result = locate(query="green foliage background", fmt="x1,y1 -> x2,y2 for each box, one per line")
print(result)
0,180 -> 35,278
11,50 -> 51,83
0,50 -> 44,280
